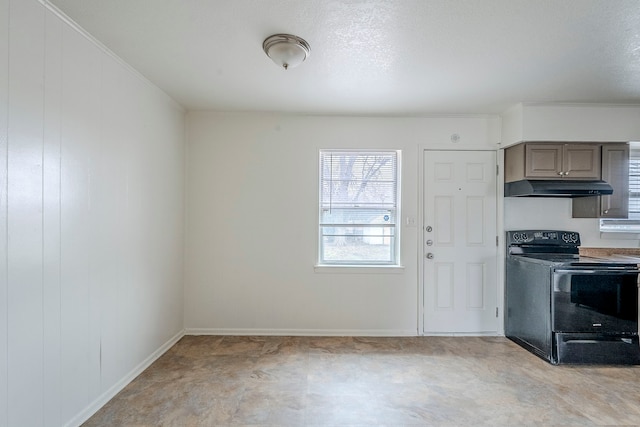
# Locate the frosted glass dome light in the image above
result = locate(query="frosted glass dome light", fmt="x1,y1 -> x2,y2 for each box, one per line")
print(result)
263,34 -> 310,70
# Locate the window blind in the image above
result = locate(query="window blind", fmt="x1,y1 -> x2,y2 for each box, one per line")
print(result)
320,151 -> 397,213
628,150 -> 640,219
318,150 -> 400,265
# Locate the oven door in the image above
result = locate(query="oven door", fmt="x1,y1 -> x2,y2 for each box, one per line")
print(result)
552,268 -> 639,334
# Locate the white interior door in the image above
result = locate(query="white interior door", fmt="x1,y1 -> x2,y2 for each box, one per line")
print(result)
423,150 -> 498,334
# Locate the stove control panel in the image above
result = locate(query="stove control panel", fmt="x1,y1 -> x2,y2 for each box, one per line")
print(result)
561,232 -> 579,244
507,230 -> 580,247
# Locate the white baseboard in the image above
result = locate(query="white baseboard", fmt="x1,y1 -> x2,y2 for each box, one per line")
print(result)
422,331 -> 503,337
184,328 -> 418,337
65,329 -> 186,427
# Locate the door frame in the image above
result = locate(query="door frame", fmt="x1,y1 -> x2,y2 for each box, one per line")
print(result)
417,147 -> 505,336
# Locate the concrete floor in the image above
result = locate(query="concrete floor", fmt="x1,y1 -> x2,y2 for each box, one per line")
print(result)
83,336 -> 640,426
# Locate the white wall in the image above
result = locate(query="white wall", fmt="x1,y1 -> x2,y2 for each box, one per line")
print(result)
504,198 -> 640,248
185,112 -> 499,335
501,103 -> 640,147
0,1 -> 185,426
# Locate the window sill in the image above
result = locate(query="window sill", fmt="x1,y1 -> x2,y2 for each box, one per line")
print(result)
314,265 -> 405,274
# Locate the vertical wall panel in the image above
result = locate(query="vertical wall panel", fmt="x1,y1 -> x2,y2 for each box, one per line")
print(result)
60,23 -> 100,421
154,99 -> 184,348
0,0 -> 9,423
125,89 -> 145,367
7,0 -> 45,426
120,76 -> 143,376
134,91 -> 160,363
43,9 -> 63,427
97,54 -> 127,394
84,41 -> 103,407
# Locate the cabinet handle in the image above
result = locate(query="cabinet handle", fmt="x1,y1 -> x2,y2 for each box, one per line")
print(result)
564,171 -> 570,176
603,209 -> 609,214
558,171 -> 564,176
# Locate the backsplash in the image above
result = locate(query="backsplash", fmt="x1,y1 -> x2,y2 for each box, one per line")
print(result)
504,197 -> 640,248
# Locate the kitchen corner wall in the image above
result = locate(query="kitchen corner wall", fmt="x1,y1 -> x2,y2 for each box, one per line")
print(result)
185,111 -> 499,336
502,103 -> 640,248
0,1 -> 185,426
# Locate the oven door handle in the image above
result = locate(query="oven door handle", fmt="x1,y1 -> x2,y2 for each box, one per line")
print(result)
554,269 -> 640,274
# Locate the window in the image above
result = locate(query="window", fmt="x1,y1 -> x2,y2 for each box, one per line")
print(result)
318,150 -> 400,265
628,151 -> 640,218
600,143 -> 640,232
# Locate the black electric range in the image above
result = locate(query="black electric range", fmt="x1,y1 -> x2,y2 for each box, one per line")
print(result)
505,230 -> 640,365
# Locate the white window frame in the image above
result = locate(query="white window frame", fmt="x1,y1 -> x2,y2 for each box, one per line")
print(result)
600,142 -> 640,233
317,149 -> 401,266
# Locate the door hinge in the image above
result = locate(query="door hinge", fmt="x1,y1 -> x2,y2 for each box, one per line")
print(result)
495,307 -> 499,317
496,235 -> 499,247
496,165 -> 499,176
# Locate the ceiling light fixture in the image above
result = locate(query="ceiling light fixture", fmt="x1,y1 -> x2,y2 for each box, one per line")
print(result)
262,34 -> 310,70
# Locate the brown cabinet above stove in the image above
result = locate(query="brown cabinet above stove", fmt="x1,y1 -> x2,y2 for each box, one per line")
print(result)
505,142 -> 601,182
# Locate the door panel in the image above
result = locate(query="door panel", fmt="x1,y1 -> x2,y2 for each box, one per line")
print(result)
525,144 -> 563,178
564,144 -> 601,179
467,263 -> 485,309
466,197 -> 485,245
434,195 -> 454,245
435,263 -> 454,310
423,150 -> 498,334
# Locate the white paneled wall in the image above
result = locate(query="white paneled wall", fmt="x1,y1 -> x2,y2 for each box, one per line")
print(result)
0,0 -> 7,420
0,1 -> 185,426
7,2 -> 45,425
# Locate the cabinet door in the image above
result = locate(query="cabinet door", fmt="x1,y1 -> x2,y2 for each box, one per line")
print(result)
600,144 -> 629,218
564,144 -> 601,179
524,143 -> 563,178
572,144 -> 629,218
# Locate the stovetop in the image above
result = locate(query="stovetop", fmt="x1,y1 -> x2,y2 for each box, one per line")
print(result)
507,230 -> 640,269
513,253 -> 639,268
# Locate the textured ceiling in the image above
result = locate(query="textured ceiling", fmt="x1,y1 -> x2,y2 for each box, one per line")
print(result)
47,0 -> 640,115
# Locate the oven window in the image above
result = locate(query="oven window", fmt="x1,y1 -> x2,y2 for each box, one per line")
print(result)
553,271 -> 638,333
569,275 -> 637,320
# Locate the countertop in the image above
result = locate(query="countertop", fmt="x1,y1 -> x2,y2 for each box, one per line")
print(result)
580,247 -> 640,263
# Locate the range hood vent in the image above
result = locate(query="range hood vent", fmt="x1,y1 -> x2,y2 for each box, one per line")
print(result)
504,179 -> 614,198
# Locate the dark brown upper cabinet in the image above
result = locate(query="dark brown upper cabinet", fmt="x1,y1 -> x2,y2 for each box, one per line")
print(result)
505,142 -> 602,182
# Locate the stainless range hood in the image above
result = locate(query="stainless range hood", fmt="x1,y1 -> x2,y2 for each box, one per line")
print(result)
504,179 -> 614,198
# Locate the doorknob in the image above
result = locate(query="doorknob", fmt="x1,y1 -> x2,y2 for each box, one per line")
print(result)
426,240 -> 433,246
426,253 -> 434,259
